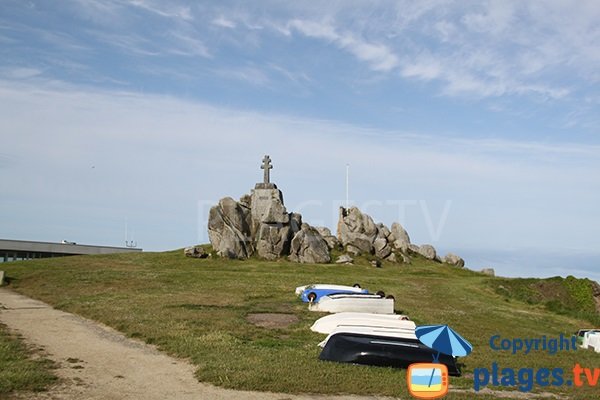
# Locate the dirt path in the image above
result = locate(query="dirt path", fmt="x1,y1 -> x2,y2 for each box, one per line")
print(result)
0,288 -> 392,400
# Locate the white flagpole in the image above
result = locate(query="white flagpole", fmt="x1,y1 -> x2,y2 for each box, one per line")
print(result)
345,163 -> 349,209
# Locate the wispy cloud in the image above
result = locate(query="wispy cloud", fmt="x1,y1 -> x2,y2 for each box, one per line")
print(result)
167,31 -> 211,58
288,19 -> 399,72
268,63 -> 311,85
267,2 -> 598,99
90,30 -> 160,56
213,66 -> 270,86
5,1 -> 597,103
0,67 -> 43,79
129,0 -> 193,21
212,16 -> 236,29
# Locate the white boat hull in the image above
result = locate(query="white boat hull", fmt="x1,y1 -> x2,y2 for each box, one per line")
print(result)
318,325 -> 418,348
309,294 -> 394,314
311,312 -> 414,334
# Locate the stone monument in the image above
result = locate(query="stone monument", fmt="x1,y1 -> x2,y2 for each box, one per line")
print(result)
206,156 -> 461,267
208,155 -> 330,263
251,155 -> 293,260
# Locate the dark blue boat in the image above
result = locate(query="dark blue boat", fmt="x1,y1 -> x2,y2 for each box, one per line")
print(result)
319,332 -> 461,376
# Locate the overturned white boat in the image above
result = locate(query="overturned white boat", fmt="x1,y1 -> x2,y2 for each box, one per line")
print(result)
318,325 -> 417,348
294,283 -> 362,296
311,312 -> 414,334
309,293 -> 394,314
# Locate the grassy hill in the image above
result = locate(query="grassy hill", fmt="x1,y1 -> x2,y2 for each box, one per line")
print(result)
2,249 -> 599,399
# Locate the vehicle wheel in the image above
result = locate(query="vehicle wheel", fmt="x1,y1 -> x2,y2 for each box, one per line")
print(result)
353,283 -> 361,288
307,292 -> 317,303
386,295 -> 395,300
376,291 -> 385,297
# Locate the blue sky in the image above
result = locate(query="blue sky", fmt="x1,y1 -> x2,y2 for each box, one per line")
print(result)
1,1 -> 599,280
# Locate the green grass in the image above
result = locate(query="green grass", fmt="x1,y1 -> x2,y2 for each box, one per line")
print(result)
2,249 -> 600,399
491,276 -> 600,325
0,323 -> 57,395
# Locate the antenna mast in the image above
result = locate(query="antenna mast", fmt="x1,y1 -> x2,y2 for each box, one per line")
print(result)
125,218 -> 137,248
345,163 -> 349,209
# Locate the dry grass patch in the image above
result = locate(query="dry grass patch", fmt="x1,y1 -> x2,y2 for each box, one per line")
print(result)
246,313 -> 299,329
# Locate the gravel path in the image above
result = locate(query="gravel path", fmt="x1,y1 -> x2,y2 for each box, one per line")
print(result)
0,288 -> 392,400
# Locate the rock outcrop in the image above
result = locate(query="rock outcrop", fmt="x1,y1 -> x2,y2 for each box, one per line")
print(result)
207,156 -> 463,267
390,222 -> 411,252
337,206 -> 417,264
335,254 -> 354,264
374,225 -> 393,259
288,223 -> 331,264
335,206 -> 454,266
208,164 -> 331,263
184,246 -> 209,258
208,197 -> 253,259
255,223 -> 292,260
315,226 -> 341,250
337,207 -> 378,254
443,253 -> 465,268
417,244 -> 437,260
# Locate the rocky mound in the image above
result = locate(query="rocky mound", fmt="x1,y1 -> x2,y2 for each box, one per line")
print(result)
201,155 -> 464,267
206,181 -> 331,263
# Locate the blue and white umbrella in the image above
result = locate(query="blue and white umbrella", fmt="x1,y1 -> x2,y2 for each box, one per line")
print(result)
415,325 -> 473,388
415,324 -> 473,358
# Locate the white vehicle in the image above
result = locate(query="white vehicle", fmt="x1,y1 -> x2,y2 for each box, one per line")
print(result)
309,293 -> 394,314
294,283 -> 362,296
311,312 -> 414,334
588,333 -> 600,353
582,331 -> 600,349
318,325 -> 418,348
585,332 -> 600,352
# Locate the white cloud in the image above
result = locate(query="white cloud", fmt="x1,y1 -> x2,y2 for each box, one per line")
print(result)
167,31 -> 211,58
461,1 -> 515,35
0,67 -> 43,79
213,66 -> 270,86
211,16 -> 236,29
269,2 -> 598,98
400,54 -> 442,81
288,19 -> 399,72
268,63 -> 311,85
128,0 -> 192,21
89,30 -> 160,56
6,1 -> 596,102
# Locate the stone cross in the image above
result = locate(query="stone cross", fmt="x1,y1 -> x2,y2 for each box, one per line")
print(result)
261,155 -> 272,184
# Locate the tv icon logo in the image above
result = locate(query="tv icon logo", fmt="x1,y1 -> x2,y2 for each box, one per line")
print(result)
407,363 -> 449,399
